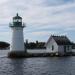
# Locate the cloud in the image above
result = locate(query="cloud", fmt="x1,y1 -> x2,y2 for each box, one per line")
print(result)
0,31 -> 11,42
0,0 -> 75,42
0,0 -> 9,4
43,0 -> 74,6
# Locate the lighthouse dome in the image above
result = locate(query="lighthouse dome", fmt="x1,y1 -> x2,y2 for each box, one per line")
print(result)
13,13 -> 22,19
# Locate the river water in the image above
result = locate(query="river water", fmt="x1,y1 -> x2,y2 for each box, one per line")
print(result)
0,50 -> 75,75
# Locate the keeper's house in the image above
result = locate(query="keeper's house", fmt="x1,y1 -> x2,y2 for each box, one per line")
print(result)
46,35 -> 73,55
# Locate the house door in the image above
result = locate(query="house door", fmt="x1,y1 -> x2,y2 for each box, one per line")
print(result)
64,46 -> 66,53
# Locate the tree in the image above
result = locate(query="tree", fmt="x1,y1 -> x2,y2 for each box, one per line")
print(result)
0,41 -> 10,49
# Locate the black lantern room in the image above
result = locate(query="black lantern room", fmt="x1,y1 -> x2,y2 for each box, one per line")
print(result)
13,13 -> 22,27
10,13 -> 25,28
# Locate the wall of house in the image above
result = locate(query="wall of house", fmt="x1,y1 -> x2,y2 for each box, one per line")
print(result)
65,45 -> 72,53
46,38 -> 58,53
58,45 -> 72,55
58,46 -> 64,55
72,49 -> 75,53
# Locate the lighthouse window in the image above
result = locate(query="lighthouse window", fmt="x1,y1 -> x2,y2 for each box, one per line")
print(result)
13,19 -> 17,22
18,19 -> 22,22
13,19 -> 21,22
13,19 -> 18,22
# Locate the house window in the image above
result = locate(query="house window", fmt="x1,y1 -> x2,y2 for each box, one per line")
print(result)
52,45 -> 54,51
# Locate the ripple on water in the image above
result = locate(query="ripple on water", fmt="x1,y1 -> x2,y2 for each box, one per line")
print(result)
0,57 -> 75,75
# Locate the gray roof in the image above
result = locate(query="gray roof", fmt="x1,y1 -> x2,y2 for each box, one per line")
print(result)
52,35 -> 73,45
46,35 -> 73,46
13,13 -> 22,19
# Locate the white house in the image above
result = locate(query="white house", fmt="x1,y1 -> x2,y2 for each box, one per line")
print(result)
46,35 -> 73,55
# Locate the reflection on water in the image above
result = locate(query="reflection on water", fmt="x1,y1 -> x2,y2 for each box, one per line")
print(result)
0,50 -> 75,75
0,57 -> 75,75
0,50 -> 9,57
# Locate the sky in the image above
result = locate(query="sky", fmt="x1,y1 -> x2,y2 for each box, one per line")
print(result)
0,0 -> 75,43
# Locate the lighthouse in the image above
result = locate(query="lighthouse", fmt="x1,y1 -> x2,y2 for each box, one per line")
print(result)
8,13 -> 26,57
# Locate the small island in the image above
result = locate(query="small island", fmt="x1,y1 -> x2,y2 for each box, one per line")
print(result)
0,41 -> 10,50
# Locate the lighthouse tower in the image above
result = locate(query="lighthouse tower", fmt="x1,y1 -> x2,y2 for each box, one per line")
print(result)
8,13 -> 26,57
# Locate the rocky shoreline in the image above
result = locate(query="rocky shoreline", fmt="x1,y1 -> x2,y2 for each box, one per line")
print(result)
8,51 -> 75,58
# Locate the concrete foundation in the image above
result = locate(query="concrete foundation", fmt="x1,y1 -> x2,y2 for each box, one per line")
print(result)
8,51 -> 26,58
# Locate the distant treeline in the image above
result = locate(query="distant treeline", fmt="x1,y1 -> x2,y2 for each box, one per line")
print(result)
0,41 -> 10,49
25,40 -> 46,49
0,40 -> 46,50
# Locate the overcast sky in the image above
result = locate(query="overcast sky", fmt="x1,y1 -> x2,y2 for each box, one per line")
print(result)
0,0 -> 75,43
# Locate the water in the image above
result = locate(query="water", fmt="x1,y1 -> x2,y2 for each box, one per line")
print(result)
0,50 -> 75,75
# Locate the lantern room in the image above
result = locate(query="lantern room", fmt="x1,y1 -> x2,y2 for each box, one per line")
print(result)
10,13 -> 25,27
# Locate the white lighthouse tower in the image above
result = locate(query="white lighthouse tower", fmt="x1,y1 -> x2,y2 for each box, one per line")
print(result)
8,13 -> 26,57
